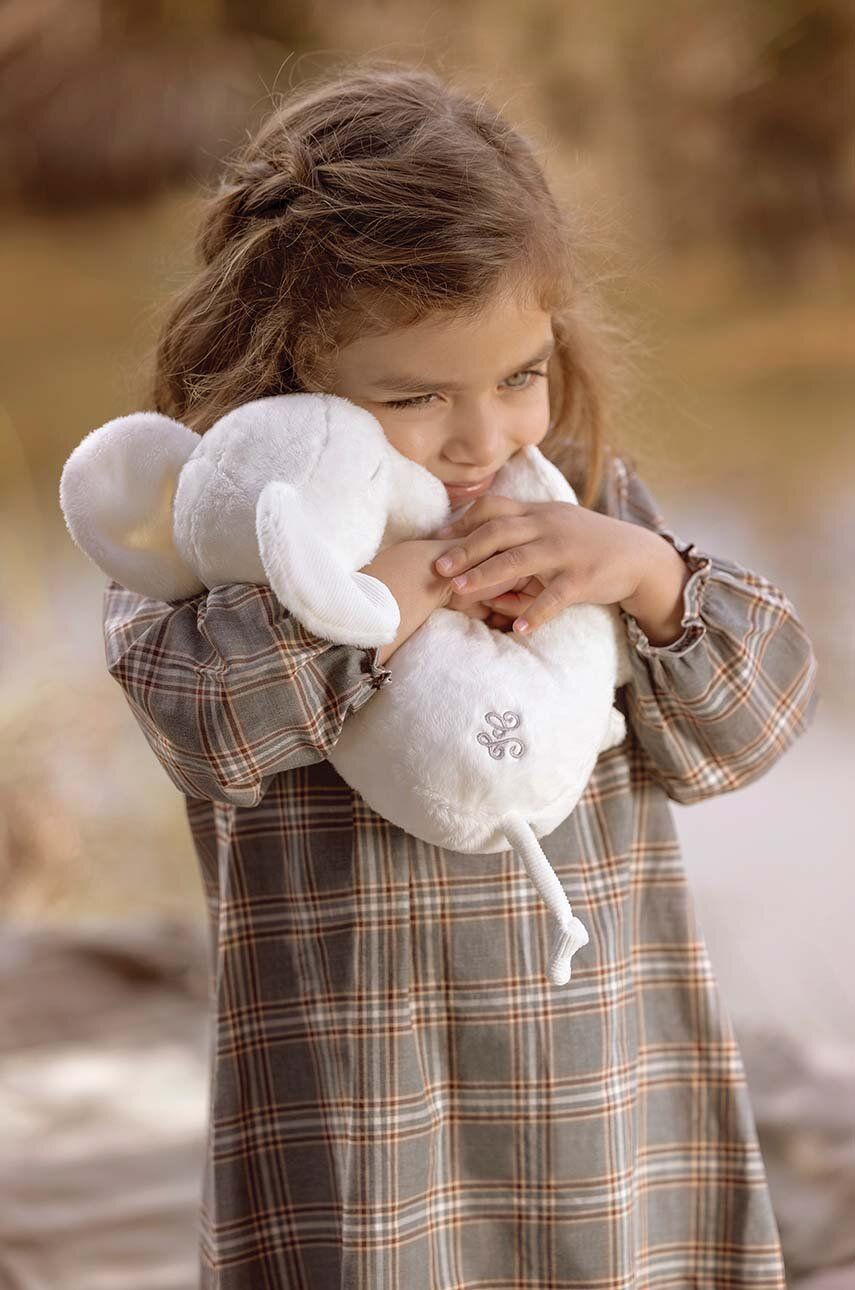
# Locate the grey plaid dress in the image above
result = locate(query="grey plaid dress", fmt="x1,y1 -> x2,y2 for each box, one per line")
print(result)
102,454 -> 819,1289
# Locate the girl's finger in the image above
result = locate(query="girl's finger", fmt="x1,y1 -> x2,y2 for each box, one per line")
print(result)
434,493 -> 527,540
435,519 -> 536,581
482,591 -> 534,614
446,588 -> 501,617
447,538 -> 546,598
510,572 -> 576,634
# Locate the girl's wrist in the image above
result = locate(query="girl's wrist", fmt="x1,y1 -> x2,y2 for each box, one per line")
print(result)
619,533 -> 693,648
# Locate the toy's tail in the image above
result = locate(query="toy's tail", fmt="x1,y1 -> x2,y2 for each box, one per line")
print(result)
500,811 -> 590,987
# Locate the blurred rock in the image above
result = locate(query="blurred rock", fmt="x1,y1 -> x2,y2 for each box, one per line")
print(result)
1,920 -> 854,1287
795,1270 -> 855,1290
739,1025 -> 855,1285
721,3 -> 855,280
0,917 -> 210,1290
0,0 -> 310,210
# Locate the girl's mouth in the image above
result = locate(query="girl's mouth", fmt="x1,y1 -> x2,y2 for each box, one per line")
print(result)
443,470 -> 498,500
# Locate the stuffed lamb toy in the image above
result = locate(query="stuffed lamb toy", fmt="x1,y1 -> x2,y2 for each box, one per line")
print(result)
59,393 -> 632,986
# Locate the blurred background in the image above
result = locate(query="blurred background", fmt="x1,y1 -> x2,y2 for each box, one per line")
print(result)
1,1 -> 853,1287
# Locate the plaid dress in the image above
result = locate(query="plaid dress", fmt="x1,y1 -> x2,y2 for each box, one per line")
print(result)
102,454 -> 819,1290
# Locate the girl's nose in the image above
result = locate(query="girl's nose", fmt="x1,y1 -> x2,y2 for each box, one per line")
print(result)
444,405 -> 507,466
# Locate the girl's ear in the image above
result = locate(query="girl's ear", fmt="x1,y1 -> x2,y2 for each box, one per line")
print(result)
256,480 -> 401,648
59,412 -> 206,602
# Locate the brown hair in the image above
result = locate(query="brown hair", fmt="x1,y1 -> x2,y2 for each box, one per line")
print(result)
150,58 -> 638,511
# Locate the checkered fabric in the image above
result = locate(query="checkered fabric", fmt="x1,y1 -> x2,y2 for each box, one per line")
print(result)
102,453 -> 819,1288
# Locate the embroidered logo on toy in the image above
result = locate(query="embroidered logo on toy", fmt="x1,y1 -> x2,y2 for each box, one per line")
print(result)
476,710 -> 526,760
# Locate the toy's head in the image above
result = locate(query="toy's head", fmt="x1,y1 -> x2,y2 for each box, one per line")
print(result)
59,392 -> 452,646
61,388 -> 634,989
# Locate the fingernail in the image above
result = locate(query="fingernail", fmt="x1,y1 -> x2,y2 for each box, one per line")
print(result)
452,574 -> 468,589
514,618 -> 529,633
436,556 -> 454,572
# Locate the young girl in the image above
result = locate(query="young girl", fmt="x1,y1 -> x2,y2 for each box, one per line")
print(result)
102,60 -> 819,1289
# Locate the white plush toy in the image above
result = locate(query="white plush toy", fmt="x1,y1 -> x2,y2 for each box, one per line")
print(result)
59,392 -> 632,986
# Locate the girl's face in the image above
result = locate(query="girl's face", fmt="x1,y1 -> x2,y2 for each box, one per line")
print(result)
325,290 -> 555,493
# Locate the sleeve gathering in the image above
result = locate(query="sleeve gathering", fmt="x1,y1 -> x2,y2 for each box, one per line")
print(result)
102,579 -> 393,808
612,456 -> 820,804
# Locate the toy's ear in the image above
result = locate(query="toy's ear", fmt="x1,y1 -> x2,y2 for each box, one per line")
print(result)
499,443 -> 579,506
59,412 -> 206,602
256,480 -> 401,648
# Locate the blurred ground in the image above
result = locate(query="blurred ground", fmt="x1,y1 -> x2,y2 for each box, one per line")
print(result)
2,918 -> 854,1290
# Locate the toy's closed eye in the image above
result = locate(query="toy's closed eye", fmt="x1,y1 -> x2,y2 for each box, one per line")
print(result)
370,463 -> 381,480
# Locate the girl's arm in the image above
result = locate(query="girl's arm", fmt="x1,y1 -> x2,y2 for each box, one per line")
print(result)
613,457 -> 820,805
102,579 -> 393,808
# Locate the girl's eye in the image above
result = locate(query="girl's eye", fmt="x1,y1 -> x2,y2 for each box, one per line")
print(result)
383,368 -> 548,411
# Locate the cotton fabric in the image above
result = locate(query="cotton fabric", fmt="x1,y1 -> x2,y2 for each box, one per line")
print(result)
102,453 -> 819,1289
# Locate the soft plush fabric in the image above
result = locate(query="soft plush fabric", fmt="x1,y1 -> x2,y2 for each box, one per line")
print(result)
59,392 -> 631,984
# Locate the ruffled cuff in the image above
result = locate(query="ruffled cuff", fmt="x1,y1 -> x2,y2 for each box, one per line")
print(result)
365,645 -> 394,691
619,531 -> 714,659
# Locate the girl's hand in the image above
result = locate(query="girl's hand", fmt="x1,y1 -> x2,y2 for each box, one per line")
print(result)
431,493 -> 659,634
445,573 -> 543,631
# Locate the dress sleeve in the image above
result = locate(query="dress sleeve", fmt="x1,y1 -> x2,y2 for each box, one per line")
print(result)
102,579 -> 393,808
612,456 -> 820,804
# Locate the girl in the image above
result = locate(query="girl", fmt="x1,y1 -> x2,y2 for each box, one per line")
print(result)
102,60 -> 819,1289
